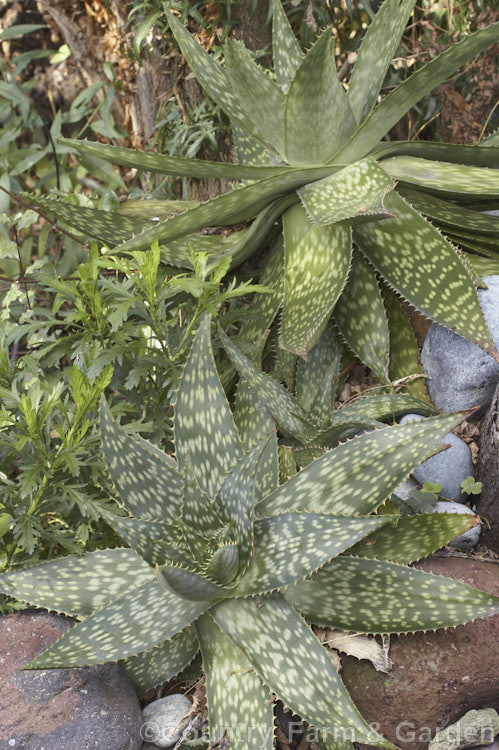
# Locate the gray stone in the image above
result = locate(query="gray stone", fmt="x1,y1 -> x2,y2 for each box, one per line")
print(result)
421,276 -> 499,419
141,694 -> 193,748
393,477 -> 419,500
431,501 -> 481,549
429,709 -> 499,750
0,610 -> 142,750
412,432 -> 474,503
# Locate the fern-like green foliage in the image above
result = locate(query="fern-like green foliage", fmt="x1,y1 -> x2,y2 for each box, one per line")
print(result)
33,0 -> 499,374
1,316 -> 497,749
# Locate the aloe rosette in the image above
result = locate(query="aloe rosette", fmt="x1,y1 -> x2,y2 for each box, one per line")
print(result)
1,316 -> 498,749
30,0 -> 499,373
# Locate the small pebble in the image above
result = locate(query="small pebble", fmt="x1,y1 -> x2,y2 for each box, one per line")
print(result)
421,276 -> 499,419
141,694 -> 192,749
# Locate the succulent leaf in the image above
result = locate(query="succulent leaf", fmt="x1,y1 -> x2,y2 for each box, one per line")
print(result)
298,157 -> 395,226
120,626 -> 199,693
204,544 -> 240,586
286,556 -> 499,633
114,166 -> 334,255
295,325 -> 341,425
238,238 -> 284,345
347,0 -> 417,122
229,512 -> 390,596
158,564 -> 228,602
382,156 -> 499,197
59,136 -> 289,179
381,284 -> 429,402
272,0 -> 302,91
174,316 -> 242,497
214,436 -> 272,573
281,204 -> 352,357
373,140 -> 499,166
334,22 -> 499,164
27,580 -> 211,668
100,399 -> 183,518
347,512 -> 479,564
225,40 -> 286,157
333,249 -> 390,381
284,30 -> 356,165
197,614 -> 274,750
0,548 -> 154,617
23,196 -> 143,245
211,593 -> 393,746
220,326 -> 314,442
166,10 -> 262,142
330,393 -> 436,422
256,412 -> 464,516
181,454 -> 223,540
100,513 -> 190,567
400,188 -> 499,236
354,191 -> 494,352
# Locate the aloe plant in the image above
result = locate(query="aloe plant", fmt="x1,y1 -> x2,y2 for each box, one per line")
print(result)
29,0 -> 499,375
2,316 -> 497,748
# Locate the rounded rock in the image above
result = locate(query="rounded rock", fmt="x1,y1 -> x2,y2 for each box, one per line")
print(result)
431,501 -> 481,549
412,431 -> 474,503
141,694 -> 193,748
0,610 -> 142,750
421,276 -> 499,419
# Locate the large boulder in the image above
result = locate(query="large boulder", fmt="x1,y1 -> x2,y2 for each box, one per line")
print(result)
341,557 -> 499,750
420,276 -> 499,419
0,610 -> 142,750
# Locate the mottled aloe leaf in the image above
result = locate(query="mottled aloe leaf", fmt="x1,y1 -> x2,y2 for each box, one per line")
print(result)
211,593 -> 393,746
278,445 -> 299,481
295,325 -> 341,426
348,0 -> 417,122
314,417 -> 385,449
234,382 -> 279,502
286,556 -> 499,634
465,254 -> 499,277
281,204 -> 352,358
100,399 -> 183,518
166,10 -> 261,142
334,23 -> 499,164
181,454 -> 223,539
115,165 -> 334,255
0,548 -> 153,617
331,393 -> 436,423
25,196 -> 143,246
220,327 -> 313,443
60,136 -> 286,180
225,40 -> 285,157
27,580 -> 211,668
100,513 -> 189,567
333,249 -> 390,381
382,156 -> 499,197
381,283 -> 429,402
158,564 -> 227,602
444,228 -> 499,256
373,140 -> 499,166
197,614 -> 274,750
298,157 -> 395,226
214,437 -> 271,573
347,512 -> 478,564
256,412 -> 463,517
284,30 -> 356,165
148,195 -> 295,271
229,513 -> 389,596
272,0 -> 302,89
232,123 -> 275,167
174,316 -> 242,497
399,188 -> 499,236
120,626 -> 199,693
354,192 -> 495,354
239,238 -> 284,344
205,544 -> 240,586
117,198 -> 200,219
